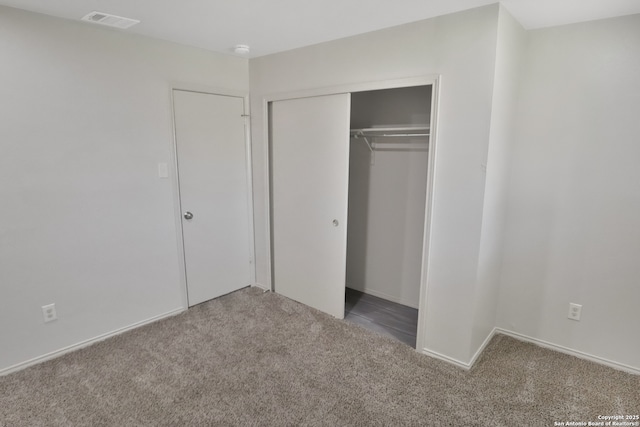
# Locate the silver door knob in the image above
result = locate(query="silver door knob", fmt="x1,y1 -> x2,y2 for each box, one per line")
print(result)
183,211 -> 193,220
332,219 -> 339,227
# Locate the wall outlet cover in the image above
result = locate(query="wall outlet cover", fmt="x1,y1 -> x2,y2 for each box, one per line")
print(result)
42,303 -> 57,323
568,303 -> 582,321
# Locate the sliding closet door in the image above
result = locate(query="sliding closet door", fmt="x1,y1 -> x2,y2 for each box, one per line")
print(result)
270,94 -> 350,319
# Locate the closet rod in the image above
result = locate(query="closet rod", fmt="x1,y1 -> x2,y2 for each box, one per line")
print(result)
351,126 -> 430,132
371,133 -> 430,137
350,126 -> 430,139
351,132 -> 430,139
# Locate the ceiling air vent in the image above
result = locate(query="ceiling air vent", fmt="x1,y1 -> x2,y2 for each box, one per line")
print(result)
81,11 -> 140,29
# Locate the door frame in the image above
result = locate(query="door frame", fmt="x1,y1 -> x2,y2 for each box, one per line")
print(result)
262,75 -> 440,351
169,83 -> 257,310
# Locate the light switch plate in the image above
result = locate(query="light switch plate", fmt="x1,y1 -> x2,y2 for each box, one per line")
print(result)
158,163 -> 169,178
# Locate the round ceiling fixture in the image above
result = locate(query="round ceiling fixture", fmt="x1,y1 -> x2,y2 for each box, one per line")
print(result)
234,44 -> 250,55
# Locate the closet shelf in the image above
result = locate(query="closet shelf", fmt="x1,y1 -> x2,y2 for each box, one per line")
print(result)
350,126 -> 430,138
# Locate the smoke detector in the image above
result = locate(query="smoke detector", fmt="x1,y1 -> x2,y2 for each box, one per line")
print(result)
234,45 -> 250,55
81,11 -> 140,29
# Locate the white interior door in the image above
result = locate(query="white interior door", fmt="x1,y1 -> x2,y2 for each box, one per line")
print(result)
173,90 -> 251,306
270,94 -> 351,319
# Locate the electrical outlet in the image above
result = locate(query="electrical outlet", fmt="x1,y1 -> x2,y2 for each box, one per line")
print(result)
42,303 -> 57,323
568,303 -> 582,321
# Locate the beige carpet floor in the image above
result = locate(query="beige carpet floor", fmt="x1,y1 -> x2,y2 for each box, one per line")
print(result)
1,287 -> 638,426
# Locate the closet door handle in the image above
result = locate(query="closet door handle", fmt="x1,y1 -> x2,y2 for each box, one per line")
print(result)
332,219 -> 339,227
184,211 -> 194,220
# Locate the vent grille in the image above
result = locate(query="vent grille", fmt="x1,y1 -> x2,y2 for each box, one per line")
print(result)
81,11 -> 140,29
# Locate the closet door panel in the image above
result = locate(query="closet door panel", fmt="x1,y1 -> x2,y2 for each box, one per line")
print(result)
271,94 -> 350,319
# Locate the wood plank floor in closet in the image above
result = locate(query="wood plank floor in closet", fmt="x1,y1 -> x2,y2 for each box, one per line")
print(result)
344,288 -> 418,348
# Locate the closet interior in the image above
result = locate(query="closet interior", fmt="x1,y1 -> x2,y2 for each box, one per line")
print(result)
345,85 -> 432,349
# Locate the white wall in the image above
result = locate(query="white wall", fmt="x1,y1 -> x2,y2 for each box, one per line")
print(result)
346,88 -> 430,308
250,5 -> 501,363
3,2 -> 636,376
470,7 -> 527,356
350,86 -> 431,129
497,13 -> 640,370
346,145 -> 428,308
0,6 -> 248,372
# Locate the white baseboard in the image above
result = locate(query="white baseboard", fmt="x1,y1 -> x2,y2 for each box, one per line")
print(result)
346,285 -> 418,309
495,328 -> 640,375
0,307 -> 185,377
253,282 -> 270,292
421,348 -> 474,370
468,327 -> 498,367
421,327 -> 497,370
421,327 -> 639,375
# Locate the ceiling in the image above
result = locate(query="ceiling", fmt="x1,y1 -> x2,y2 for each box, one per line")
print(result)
2,0 -> 639,58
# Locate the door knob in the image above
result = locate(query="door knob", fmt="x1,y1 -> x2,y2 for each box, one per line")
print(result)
184,211 -> 193,220
332,219 -> 339,227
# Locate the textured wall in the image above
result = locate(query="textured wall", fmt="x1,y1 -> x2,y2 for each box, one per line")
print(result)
0,6 -> 248,371
497,13 -> 640,370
